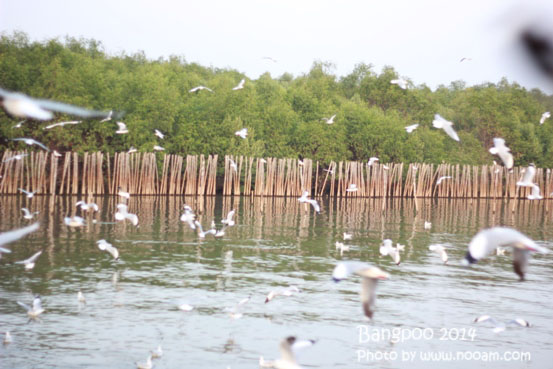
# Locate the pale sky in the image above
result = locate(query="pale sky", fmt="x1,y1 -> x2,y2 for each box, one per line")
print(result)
1,0 -> 553,93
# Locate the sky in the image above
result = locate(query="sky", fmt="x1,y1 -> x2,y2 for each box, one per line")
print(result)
1,0 -> 553,93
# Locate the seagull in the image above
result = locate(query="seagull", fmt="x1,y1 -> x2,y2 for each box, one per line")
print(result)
12,138 -> 50,151
436,176 -> 452,185
260,158 -> 267,164
151,345 -> 163,359
332,261 -> 389,319
232,78 -> 245,90
193,221 -> 216,239
15,250 -> 42,270
390,78 -> 408,89
516,164 -> 536,187
346,184 -> 358,192
229,159 -> 238,172
405,124 -> 419,133
180,206 -> 196,229
474,315 -> 530,333
100,110 -> 113,122
18,188 -> 35,198
76,201 -> 99,212
115,204 -> 139,226
128,147 -> 137,154
429,245 -> 448,264
0,88 -> 117,121
53,150 -> 62,157
489,138 -> 514,169
424,221 -> 432,229
77,291 -> 86,304
43,120 -> 81,129
214,225 -> 228,238
379,239 -> 401,265
3,331 -> 12,345
527,183 -> 543,200
321,114 -> 336,124
13,120 -> 25,128
259,336 -> 315,369
189,85 -> 213,93
540,111 -> 550,124
367,157 -> 379,166
235,128 -> 248,139
224,296 -> 251,319
432,114 -> 460,141
463,227 -> 548,280
298,191 -> 320,212
178,303 -> 194,312
265,286 -> 301,303
136,355 -> 153,369
153,145 -> 165,152
221,209 -> 236,226
64,216 -> 86,227
97,239 -> 119,260
343,233 -> 352,240
335,242 -> 350,256
21,208 -> 39,220
154,129 -> 165,139
117,187 -> 130,199
3,153 -> 28,163
17,295 -> 45,318
116,122 -> 128,134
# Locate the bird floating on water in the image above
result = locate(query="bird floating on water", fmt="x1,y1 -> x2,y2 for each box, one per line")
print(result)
343,233 -> 352,240
64,216 -> 86,227
405,124 -> 419,133
332,261 -> 389,319
0,223 -> 39,248
77,291 -> 86,304
432,114 -> 460,141
298,191 -> 320,212
43,120 -> 82,130
335,242 -> 350,256
489,138 -> 514,169
380,239 -> 401,265
424,221 -> 432,229
463,227 -> 548,280
18,188 -> 35,198
135,355 -> 153,369
21,208 -> 39,220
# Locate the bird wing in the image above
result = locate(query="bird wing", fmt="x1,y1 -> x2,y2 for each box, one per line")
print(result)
30,139 -> 50,151
25,250 -> 43,264
530,184 -> 541,198
32,296 -> 43,311
21,208 -> 31,217
307,199 -> 320,212
33,97 -> 116,119
117,122 -> 127,130
0,223 -> 39,246
441,122 -> 460,141
17,301 -> 31,311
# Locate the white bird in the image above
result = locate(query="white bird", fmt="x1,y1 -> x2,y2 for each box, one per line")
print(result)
0,246 -> 12,260
346,184 -> 358,192
221,209 -> 236,226
15,250 -> 42,270
3,153 -> 28,162
298,191 -> 320,212
424,221 -> 432,229
117,187 -> 130,199
527,183 -> 543,200
64,216 -> 86,227
180,206 -> 196,229
516,164 -> 536,187
335,242 -> 350,256
0,87 -> 116,121
18,188 -> 35,198
151,345 -> 163,359
332,261 -> 390,319
21,208 -> 39,220
178,303 -> 194,311
343,233 -> 352,240
436,176 -> 452,185
12,137 -> 50,151
432,114 -> 460,142
232,78 -> 245,90
154,129 -> 165,139
53,150 -> 62,157
77,291 -> 86,304
189,85 -> 213,93
367,157 -> 379,166
136,355 -> 153,369
379,239 -> 401,265
116,122 -> 128,134
128,147 -> 137,154
298,159 -> 304,166
193,220 -> 216,239
214,225 -> 228,238
76,201 -> 99,212
260,158 -> 267,164
429,244 -> 448,264
224,296 -> 251,320
405,124 -> 419,133
496,247 -> 507,256
97,239 -> 119,260
474,315 -> 530,333
265,286 -> 301,303
17,295 -> 45,318
13,120 -> 25,128
321,114 -> 336,124
390,78 -> 408,89
100,110 -> 112,122
43,120 -> 82,129
489,138 -> 514,169
235,128 -> 248,139
463,227 -> 548,280
115,204 -> 139,226
3,331 -> 12,345
539,111 -> 550,124
260,336 -> 315,369
153,145 -> 165,152
229,159 -> 238,172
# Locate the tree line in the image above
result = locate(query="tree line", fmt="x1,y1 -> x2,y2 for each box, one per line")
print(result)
1,31 -> 552,167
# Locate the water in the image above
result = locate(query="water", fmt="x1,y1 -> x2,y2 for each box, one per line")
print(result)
0,196 -> 552,369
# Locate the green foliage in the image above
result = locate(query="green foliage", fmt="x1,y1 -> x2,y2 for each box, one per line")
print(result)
1,32 -> 553,167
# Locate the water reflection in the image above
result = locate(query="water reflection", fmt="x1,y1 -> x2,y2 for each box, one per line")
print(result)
0,195 -> 552,369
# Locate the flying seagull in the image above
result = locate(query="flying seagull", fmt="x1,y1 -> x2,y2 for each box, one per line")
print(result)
0,223 -> 39,247
3,153 -> 28,163
489,138 -> 514,169
11,138 -> 50,151
474,315 -> 530,333
154,129 -> 165,139
116,122 -> 128,134
321,114 -> 336,124
232,79 -> 245,90
189,85 -> 213,93
17,295 -> 45,318
97,239 -> 119,260
115,204 -> 139,226
390,78 -> 408,89
298,191 -> 320,212
21,208 -> 39,220
405,124 -> 419,133
43,120 -> 81,129
0,87 -> 117,121
259,336 -> 315,369
221,209 -> 236,226
539,111 -> 550,124
332,261 -> 389,319
135,355 -> 153,369
367,157 -> 379,166
516,164 -> 536,187
436,176 -> 452,185
153,145 -> 165,152
429,244 -> 448,264
235,128 -> 248,139
432,114 -> 460,141
15,250 -> 42,270
463,227 -> 548,280
193,220 -> 216,239
527,183 -> 543,200
18,188 -> 35,198
265,286 -> 301,303
13,120 -> 26,128
64,216 -> 86,227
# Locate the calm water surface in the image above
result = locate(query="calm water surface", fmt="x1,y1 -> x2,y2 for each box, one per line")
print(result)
0,196 -> 552,368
